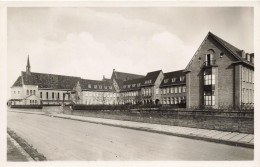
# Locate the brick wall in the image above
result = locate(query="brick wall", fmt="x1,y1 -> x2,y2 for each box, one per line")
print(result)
69,109 -> 254,134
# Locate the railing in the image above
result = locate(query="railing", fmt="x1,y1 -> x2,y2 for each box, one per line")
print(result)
203,60 -> 217,67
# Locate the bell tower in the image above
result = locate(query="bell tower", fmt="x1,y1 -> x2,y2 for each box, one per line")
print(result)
26,55 -> 31,74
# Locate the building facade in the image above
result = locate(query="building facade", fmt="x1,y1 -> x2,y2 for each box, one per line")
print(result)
10,32 -> 254,109
185,32 -> 254,109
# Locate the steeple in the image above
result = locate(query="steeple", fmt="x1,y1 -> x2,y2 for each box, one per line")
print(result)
26,55 -> 31,74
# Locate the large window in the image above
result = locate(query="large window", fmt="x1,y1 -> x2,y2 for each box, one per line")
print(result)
204,68 -> 216,106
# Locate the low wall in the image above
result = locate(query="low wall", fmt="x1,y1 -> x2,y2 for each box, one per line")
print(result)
42,106 -> 63,114
69,109 -> 254,134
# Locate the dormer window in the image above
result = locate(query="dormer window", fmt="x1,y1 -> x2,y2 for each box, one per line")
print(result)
137,83 -> 141,87
128,85 -> 131,88
180,76 -> 185,81
94,85 -> 97,89
172,78 -> 176,82
99,85 -> 102,89
104,86 -> 107,89
109,86 -> 112,89
88,84 -> 91,88
123,85 -> 126,88
132,84 -> 136,87
164,79 -> 168,83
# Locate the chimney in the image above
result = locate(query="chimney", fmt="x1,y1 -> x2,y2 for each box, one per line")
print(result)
250,53 -> 254,63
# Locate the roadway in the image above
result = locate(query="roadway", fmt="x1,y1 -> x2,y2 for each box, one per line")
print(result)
7,111 -> 253,161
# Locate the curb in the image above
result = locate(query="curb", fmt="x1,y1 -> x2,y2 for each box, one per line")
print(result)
7,134 -> 34,161
51,115 -> 254,149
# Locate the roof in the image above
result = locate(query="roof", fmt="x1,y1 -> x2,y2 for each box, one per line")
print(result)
121,77 -> 145,91
185,32 -> 254,70
160,70 -> 186,87
21,71 -> 80,90
79,79 -> 115,92
142,70 -> 162,86
12,76 -> 22,87
114,71 -> 144,81
209,32 -> 254,66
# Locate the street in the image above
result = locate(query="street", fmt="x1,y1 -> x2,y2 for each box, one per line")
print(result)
7,111 -> 253,161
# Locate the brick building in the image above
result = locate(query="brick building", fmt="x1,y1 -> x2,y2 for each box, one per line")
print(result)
185,32 -> 254,109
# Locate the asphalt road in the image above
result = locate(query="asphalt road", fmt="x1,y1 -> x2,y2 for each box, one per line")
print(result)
7,111 -> 253,161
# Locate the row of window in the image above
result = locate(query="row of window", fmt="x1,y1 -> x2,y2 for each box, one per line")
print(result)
123,83 -> 141,89
29,100 -> 37,104
84,91 -> 117,97
142,88 -> 152,96
162,97 -> 186,105
13,90 -> 20,94
27,90 -> 36,95
88,84 -> 113,89
40,92 -> 70,100
84,99 -> 116,105
161,86 -> 186,94
123,91 -> 139,97
164,76 -> 185,84
242,67 -> 254,83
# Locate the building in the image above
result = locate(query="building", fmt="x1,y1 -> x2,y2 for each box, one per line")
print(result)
10,32 -> 254,109
160,70 -> 186,105
185,32 -> 254,109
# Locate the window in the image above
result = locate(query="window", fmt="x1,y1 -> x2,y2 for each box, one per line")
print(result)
30,90 -> 32,95
33,90 -> 36,95
172,78 -> 176,82
164,79 -> 168,83
182,86 -> 186,93
180,76 -> 185,81
132,84 -> 136,87
58,93 -> 60,99
128,85 -> 131,88
104,86 -> 107,89
170,87 -> 174,93
204,68 -> 216,106
99,85 -> 102,89
46,92 -> 48,99
27,90 -> 29,95
137,83 -> 141,87
18,91 -> 20,94
175,87 -> 178,93
94,85 -> 97,89
14,91 -> 16,94
109,86 -> 112,89
40,92 -> 42,98
123,85 -> 126,88
178,86 -> 182,93
52,92 -> 54,99
88,84 -> 91,88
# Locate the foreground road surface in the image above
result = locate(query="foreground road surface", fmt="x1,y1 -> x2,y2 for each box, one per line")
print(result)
7,112 -> 253,161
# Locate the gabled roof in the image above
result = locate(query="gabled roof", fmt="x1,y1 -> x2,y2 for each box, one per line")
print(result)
142,70 -> 162,86
12,76 -> 22,87
21,71 -> 80,90
79,78 -> 115,92
185,32 -> 254,70
160,70 -> 186,87
114,71 -> 144,81
121,77 -> 145,91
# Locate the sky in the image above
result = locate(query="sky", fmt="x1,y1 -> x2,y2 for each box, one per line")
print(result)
7,7 -> 253,97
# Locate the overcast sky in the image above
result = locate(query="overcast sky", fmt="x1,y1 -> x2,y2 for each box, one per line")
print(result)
7,7 -> 253,97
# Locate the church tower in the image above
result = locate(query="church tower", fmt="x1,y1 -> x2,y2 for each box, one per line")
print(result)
26,55 -> 31,74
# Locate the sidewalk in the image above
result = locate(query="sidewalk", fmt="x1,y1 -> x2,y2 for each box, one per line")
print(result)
8,110 -> 254,148
51,113 -> 254,148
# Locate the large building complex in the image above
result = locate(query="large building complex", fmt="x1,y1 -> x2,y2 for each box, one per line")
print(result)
9,32 -> 254,109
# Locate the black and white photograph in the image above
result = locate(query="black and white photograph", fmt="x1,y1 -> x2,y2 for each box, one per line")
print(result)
0,1 -> 259,167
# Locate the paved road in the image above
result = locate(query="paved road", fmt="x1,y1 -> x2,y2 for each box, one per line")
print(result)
7,112 -> 253,161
